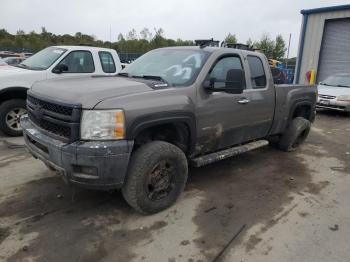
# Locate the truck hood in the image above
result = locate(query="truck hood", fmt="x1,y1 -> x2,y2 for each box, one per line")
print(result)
30,76 -> 155,109
0,65 -> 33,76
318,84 -> 350,97
0,65 -> 47,89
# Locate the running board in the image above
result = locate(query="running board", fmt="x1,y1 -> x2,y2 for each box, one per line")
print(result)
191,140 -> 269,167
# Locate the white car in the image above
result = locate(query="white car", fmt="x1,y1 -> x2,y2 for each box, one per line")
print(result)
0,58 -> 8,67
0,45 -> 121,136
317,73 -> 350,113
3,56 -> 26,66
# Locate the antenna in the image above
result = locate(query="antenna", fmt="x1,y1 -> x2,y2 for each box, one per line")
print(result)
286,33 -> 291,68
109,25 -> 112,49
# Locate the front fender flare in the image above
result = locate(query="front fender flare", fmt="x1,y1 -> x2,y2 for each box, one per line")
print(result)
127,111 -> 196,152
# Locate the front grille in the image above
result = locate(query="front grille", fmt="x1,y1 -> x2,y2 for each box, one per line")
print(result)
316,103 -> 346,110
28,95 -> 73,116
27,93 -> 81,142
318,94 -> 336,99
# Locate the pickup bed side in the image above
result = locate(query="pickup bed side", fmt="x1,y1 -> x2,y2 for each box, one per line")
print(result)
270,84 -> 317,136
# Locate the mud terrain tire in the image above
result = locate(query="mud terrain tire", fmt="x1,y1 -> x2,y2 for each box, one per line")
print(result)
278,117 -> 311,152
122,141 -> 188,214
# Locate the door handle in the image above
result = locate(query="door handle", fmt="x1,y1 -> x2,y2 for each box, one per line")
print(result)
237,98 -> 250,104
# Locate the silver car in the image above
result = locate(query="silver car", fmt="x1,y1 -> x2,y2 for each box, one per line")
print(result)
317,73 -> 350,112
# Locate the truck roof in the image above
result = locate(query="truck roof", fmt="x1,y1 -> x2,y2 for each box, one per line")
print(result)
51,45 -> 116,52
160,46 -> 264,56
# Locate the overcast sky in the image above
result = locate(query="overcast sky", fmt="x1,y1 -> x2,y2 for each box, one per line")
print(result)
1,0 -> 349,56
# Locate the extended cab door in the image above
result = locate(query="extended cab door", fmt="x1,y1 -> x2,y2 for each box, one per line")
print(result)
240,54 -> 275,141
196,52 -> 255,153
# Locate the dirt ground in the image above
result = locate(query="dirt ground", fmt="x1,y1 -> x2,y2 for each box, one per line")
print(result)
0,111 -> 349,262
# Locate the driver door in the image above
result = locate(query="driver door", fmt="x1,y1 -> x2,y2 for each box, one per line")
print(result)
196,54 -> 252,154
47,50 -> 96,79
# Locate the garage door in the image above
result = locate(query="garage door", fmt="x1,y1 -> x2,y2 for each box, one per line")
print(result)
318,18 -> 350,82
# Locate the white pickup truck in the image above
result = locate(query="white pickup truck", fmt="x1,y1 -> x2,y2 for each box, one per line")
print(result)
0,45 -> 121,136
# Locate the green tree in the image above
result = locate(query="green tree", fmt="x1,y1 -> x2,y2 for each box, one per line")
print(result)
16,29 -> 25,35
127,29 -> 138,40
117,33 -> 124,41
252,34 -> 286,60
140,27 -> 152,41
273,34 -> 286,60
246,38 -> 253,47
224,33 -> 237,44
253,34 -> 275,58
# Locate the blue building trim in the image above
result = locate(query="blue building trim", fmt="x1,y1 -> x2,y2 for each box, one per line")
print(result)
295,14 -> 308,84
301,4 -> 350,15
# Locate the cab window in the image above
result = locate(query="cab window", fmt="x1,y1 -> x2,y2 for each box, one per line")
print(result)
99,51 -> 116,73
58,51 -> 95,73
209,56 -> 244,89
247,56 -> 266,88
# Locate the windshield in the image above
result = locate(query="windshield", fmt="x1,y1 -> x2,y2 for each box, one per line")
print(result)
322,75 -> 350,88
18,47 -> 67,70
121,49 -> 211,86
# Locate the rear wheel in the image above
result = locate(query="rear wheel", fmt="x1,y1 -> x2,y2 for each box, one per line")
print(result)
0,99 -> 27,136
122,141 -> 188,214
278,117 -> 311,152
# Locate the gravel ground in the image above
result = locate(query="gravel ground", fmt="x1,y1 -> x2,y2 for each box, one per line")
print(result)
0,111 -> 349,262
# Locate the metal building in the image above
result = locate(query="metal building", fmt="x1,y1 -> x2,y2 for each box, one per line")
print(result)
295,4 -> 350,84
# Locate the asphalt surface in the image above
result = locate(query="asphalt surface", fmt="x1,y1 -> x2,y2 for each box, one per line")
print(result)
0,111 -> 349,262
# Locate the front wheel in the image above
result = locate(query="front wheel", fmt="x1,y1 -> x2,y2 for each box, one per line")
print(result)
278,117 -> 311,152
0,99 -> 27,136
122,141 -> 188,214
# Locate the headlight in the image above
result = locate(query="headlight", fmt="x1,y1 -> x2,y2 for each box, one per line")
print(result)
80,110 -> 125,140
337,95 -> 350,101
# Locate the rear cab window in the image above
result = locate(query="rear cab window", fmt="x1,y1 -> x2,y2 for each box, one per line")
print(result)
99,51 -> 116,73
247,56 -> 267,89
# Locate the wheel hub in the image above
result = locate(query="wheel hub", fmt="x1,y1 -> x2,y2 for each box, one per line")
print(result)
147,161 -> 175,201
6,108 -> 27,131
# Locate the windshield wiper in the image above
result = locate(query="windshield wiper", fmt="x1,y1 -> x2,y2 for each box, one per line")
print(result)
117,72 -> 129,77
15,63 -> 28,69
336,84 -> 350,88
132,75 -> 169,85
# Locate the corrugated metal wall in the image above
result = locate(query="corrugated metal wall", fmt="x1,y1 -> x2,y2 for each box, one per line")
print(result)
317,18 -> 350,81
296,10 -> 350,84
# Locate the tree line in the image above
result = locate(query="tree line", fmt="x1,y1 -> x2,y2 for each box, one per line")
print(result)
224,33 -> 287,60
0,27 -> 287,60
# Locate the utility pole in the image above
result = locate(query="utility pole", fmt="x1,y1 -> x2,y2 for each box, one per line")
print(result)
110,25 -> 112,49
286,33 -> 291,68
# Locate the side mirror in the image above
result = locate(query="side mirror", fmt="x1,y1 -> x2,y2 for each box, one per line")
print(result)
52,64 -> 68,74
224,69 -> 244,94
204,69 -> 244,94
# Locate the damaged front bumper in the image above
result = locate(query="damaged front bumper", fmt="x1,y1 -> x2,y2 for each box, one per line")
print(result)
21,115 -> 133,190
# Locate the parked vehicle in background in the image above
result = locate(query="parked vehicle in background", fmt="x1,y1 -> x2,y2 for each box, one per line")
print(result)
22,52 -> 34,58
0,45 -> 121,136
317,73 -> 350,112
0,58 -> 7,67
21,44 -> 317,214
271,67 -> 287,84
268,59 -> 294,84
3,56 -> 26,66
